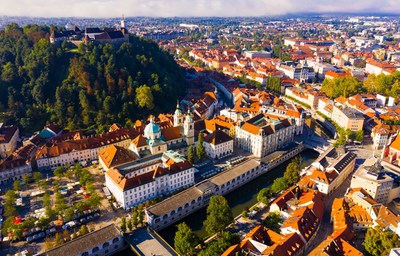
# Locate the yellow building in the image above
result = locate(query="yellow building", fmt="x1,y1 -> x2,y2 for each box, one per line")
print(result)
331,106 -> 364,131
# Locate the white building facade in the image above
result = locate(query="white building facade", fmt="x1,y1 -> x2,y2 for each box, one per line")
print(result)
235,114 -> 296,158
105,151 -> 195,209
203,130 -> 234,159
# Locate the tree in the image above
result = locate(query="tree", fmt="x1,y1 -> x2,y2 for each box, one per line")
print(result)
138,212 -> 144,226
39,179 -> 49,190
120,216 -> 127,232
44,237 -> 54,251
87,192 -> 102,209
37,217 -> 51,230
54,166 -> 65,178
42,193 -> 51,209
346,129 -> 356,141
355,130 -> 364,142
321,76 -> 363,99
283,159 -> 301,186
127,218 -> 133,231
132,211 -> 139,228
174,222 -> 199,256
4,190 -> 17,217
204,195 -> 233,235
63,229 -> 70,242
264,212 -> 282,233
257,188 -> 272,205
136,85 -> 154,110
33,172 -> 43,183
54,192 -> 67,213
334,129 -> 347,147
363,226 -> 400,256
22,174 -> 31,184
271,177 -> 288,194
54,233 -> 64,247
13,180 -> 21,191
187,145 -> 195,164
196,133 -> 206,162
78,225 -> 89,236
64,207 -> 75,221
198,231 -> 239,256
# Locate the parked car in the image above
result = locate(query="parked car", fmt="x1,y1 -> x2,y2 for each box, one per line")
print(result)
66,221 -> 76,228
45,228 -> 56,235
62,224 -> 70,231
26,236 -> 33,243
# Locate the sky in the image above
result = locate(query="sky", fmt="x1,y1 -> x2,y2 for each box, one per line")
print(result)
1,0 -> 399,18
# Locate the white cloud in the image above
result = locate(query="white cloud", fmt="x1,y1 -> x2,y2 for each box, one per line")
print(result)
0,0 -> 399,17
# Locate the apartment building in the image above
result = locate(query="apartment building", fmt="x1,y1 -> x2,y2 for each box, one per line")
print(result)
285,87 -> 323,109
276,63 -> 315,83
203,130 -> 234,160
235,113 -> 296,158
35,128 -> 138,170
371,123 -> 400,150
351,157 -> 400,204
0,144 -> 36,184
304,147 -> 356,195
261,102 -> 305,135
0,124 -> 19,158
331,106 -> 364,131
366,58 -> 397,75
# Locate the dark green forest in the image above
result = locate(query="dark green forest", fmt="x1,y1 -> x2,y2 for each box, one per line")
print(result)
0,24 -> 186,134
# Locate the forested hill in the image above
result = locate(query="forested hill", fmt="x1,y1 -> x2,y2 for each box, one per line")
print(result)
0,23 -> 186,134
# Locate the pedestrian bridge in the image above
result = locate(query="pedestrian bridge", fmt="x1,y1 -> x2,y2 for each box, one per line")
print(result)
303,140 -> 329,154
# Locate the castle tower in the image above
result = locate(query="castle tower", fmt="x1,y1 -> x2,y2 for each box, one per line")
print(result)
174,101 -> 183,127
121,14 -> 125,29
184,109 -> 195,145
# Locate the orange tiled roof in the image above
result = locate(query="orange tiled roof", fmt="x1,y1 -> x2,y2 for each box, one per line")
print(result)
375,205 -> 400,228
241,122 -> 260,136
132,134 -> 147,148
310,169 -> 338,184
98,145 -> 138,169
335,96 -> 348,104
161,126 -> 182,141
390,135 -> 400,151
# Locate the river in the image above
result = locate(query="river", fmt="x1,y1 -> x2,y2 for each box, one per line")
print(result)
158,149 -> 319,246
